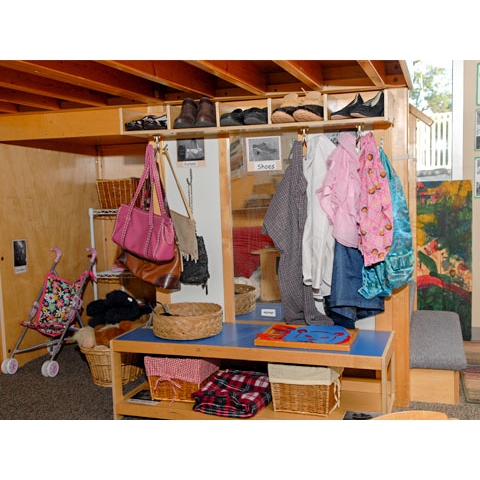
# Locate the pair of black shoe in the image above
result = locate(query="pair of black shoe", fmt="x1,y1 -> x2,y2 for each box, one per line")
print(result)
125,114 -> 167,131
330,91 -> 384,120
220,107 -> 268,126
174,98 -> 216,129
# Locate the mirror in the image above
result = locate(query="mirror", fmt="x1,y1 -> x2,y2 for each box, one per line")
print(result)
230,131 -> 297,319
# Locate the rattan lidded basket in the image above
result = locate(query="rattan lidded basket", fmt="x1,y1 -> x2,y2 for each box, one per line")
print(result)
80,345 -> 144,387
152,303 -> 223,340
234,283 -> 256,315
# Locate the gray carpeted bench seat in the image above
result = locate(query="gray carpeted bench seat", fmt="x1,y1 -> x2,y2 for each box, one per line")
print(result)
409,309 -> 467,404
410,310 -> 467,370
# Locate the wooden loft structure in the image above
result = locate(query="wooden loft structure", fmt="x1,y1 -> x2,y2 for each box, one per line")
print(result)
0,60 -> 412,114
0,60 -> 417,409
0,60 -> 413,154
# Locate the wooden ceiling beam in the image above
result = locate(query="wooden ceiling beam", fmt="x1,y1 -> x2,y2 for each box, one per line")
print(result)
4,60 -> 161,104
0,63 -> 108,107
99,60 -> 217,98
356,60 -> 387,87
0,87 -> 61,110
273,60 -> 325,90
0,101 -> 19,113
187,60 -> 267,96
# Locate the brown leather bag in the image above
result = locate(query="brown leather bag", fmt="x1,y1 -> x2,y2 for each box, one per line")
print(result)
117,245 -> 182,290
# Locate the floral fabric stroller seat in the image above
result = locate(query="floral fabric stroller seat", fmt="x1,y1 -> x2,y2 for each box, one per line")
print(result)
1,247 -> 96,377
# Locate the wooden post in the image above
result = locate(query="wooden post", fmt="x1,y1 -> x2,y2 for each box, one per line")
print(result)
376,88 -> 411,407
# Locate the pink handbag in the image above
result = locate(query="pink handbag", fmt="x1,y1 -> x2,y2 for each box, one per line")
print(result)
112,144 -> 175,262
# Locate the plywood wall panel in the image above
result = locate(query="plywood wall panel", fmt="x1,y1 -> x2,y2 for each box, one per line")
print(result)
0,144 -> 98,365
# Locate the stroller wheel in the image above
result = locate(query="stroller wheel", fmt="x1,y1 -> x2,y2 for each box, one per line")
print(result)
41,360 -> 59,378
1,358 -> 19,375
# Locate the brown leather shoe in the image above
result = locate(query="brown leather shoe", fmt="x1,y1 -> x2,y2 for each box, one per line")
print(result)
173,98 -> 198,129
195,97 -> 216,127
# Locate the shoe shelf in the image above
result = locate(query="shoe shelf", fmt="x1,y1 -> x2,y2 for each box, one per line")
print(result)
119,89 -> 395,140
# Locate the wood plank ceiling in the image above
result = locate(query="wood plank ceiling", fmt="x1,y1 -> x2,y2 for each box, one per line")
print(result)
0,60 -> 412,116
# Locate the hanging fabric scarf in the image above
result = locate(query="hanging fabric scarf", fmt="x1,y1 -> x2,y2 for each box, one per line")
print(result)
357,132 -> 394,267
359,147 -> 415,299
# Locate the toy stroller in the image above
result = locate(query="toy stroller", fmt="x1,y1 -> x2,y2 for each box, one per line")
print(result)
1,247 -> 97,377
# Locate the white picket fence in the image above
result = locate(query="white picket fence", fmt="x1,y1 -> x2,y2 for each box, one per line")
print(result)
416,112 -> 452,173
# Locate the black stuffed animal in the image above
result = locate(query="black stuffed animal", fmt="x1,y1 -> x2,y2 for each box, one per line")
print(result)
86,290 -> 149,328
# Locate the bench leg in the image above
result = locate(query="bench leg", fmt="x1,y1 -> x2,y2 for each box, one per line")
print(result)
410,368 -> 460,404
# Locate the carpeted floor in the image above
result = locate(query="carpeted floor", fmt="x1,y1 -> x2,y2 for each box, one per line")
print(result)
0,343 -> 143,420
2,341 -> 480,420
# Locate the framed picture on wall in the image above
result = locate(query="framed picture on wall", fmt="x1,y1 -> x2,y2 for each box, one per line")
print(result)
475,157 -> 480,198
245,136 -> 282,172
477,63 -> 480,106
476,110 -> 480,151
177,138 -> 206,168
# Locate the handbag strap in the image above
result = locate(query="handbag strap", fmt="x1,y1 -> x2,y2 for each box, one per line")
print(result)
161,147 -> 194,220
146,144 -> 168,216
126,144 -> 167,217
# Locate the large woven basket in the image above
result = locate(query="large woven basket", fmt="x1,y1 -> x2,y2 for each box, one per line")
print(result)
80,345 -> 144,387
268,364 -> 343,417
234,283 -> 256,315
96,178 -> 140,209
152,303 -> 223,340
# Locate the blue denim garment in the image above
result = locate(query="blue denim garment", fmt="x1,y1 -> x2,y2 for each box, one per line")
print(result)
324,241 -> 385,329
359,148 -> 415,299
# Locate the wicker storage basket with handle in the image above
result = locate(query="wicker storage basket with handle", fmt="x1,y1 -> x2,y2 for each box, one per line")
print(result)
96,178 -> 140,209
80,345 -> 144,387
234,283 -> 256,315
152,303 -> 223,340
144,356 -> 220,402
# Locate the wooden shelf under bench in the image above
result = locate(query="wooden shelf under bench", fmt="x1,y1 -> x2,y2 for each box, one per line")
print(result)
111,322 -> 395,420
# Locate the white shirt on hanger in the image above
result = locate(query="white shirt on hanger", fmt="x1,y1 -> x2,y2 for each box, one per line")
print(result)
302,134 -> 336,300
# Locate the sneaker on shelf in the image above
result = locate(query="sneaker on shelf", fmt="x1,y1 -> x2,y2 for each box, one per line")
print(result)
220,108 -> 245,126
350,91 -> 384,118
243,107 -> 268,125
330,93 -> 364,120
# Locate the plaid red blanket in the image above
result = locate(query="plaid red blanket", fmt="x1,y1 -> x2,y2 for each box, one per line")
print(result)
192,369 -> 272,418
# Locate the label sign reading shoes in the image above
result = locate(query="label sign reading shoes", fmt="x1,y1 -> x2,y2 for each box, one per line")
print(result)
251,161 -> 277,171
246,136 -> 283,172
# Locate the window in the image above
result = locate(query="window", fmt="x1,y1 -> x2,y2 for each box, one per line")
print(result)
408,60 -> 459,181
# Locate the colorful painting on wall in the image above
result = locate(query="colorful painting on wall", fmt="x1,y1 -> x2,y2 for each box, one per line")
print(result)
416,180 -> 472,340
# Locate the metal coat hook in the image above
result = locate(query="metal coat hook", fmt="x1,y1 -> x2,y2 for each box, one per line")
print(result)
153,135 -> 161,153
302,127 -> 309,144
298,127 -> 309,149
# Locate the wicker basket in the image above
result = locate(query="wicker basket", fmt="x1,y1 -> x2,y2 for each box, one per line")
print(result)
80,345 -> 144,387
234,283 -> 256,315
96,178 -> 140,209
152,303 -> 223,340
268,364 -> 343,417
144,356 -> 220,402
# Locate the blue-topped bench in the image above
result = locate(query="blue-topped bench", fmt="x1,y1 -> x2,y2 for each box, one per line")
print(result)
410,309 -> 467,404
